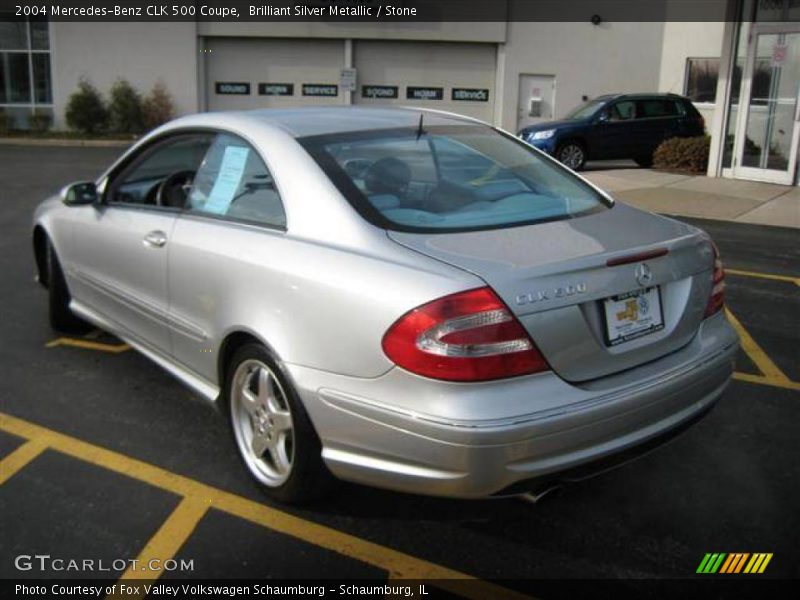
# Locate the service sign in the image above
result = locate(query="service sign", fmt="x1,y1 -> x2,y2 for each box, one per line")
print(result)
303,84 -> 338,97
362,85 -> 399,99
407,87 -> 443,100
258,83 -> 294,96
215,82 -> 250,95
452,88 -> 490,102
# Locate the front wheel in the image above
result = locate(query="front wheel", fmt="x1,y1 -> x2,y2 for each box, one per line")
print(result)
226,343 -> 334,504
556,142 -> 586,170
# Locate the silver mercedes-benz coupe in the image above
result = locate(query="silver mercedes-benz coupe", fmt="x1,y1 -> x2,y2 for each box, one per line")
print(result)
32,107 -> 738,503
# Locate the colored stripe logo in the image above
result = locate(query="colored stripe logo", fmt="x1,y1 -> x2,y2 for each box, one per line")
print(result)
697,553 -> 773,574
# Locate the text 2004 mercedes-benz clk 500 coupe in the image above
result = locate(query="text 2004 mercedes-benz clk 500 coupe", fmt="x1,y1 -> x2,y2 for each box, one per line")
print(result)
32,107 -> 738,503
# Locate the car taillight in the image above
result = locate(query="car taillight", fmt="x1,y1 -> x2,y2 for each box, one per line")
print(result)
704,242 -> 725,317
382,287 -> 550,382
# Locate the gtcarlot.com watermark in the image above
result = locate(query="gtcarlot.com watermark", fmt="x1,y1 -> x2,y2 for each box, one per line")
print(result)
14,553 -> 194,573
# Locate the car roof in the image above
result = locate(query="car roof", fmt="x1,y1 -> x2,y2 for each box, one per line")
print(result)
196,106 -> 484,139
597,92 -> 690,102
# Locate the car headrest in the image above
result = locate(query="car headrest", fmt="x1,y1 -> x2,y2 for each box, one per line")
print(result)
363,157 -> 411,196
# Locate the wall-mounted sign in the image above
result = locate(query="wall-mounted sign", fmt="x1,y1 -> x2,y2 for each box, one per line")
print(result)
772,43 -> 788,67
362,85 -> 399,99
407,87 -> 443,101
215,82 -> 250,95
452,88 -> 490,102
302,84 -> 338,97
340,68 -> 357,92
258,83 -> 294,96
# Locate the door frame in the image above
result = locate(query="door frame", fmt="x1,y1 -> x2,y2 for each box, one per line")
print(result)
516,73 -> 556,132
731,22 -> 800,184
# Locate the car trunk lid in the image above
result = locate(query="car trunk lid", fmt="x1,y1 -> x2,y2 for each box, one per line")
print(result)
387,203 -> 714,382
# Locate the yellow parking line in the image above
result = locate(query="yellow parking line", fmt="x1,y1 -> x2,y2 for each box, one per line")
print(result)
0,439 -> 48,485
0,412 -> 531,600
109,497 -> 210,597
726,308 -> 796,389
726,268 -> 800,286
46,337 -> 130,354
733,372 -> 800,391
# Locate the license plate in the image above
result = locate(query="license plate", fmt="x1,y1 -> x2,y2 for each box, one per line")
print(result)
602,287 -> 664,347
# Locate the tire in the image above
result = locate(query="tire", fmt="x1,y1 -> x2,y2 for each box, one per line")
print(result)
225,343 -> 334,504
634,155 -> 653,168
46,239 -> 90,333
556,141 -> 586,170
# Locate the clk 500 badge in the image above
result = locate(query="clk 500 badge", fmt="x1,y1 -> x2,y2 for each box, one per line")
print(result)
516,283 -> 587,306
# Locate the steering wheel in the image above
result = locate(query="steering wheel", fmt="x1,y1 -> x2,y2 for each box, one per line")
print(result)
156,170 -> 196,209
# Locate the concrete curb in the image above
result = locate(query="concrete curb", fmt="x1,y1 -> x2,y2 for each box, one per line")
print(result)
0,137 -> 133,148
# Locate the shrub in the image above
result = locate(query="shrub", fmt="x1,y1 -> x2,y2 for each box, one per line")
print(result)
65,78 -> 108,134
108,78 -> 144,134
653,135 -> 711,173
29,110 -> 52,133
142,81 -> 175,131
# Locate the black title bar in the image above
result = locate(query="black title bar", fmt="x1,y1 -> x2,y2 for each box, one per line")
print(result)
1,0 -> 751,22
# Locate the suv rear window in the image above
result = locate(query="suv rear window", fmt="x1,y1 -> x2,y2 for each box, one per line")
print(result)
300,125 -> 609,233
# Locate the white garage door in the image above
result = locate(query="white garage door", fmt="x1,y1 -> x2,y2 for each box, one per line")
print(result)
205,37 -> 344,111
354,40 -> 496,122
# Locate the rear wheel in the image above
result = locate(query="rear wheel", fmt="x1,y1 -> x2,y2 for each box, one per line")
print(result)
226,343 -> 333,504
46,239 -> 90,333
556,141 -> 586,170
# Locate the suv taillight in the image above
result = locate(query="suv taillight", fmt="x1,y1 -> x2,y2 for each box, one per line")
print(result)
704,242 -> 725,318
382,287 -> 550,382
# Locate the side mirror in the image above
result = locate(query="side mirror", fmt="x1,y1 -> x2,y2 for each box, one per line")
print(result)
596,112 -> 610,124
60,181 -> 98,206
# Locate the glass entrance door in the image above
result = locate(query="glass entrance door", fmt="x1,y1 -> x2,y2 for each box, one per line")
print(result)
733,25 -> 800,185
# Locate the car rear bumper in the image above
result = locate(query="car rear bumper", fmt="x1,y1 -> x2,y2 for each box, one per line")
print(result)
288,312 -> 738,498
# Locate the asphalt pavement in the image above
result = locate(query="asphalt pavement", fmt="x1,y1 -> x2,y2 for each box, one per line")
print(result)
0,145 -> 798,597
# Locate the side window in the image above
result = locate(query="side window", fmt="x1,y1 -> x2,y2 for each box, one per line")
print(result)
109,136 -> 212,207
187,134 -> 286,229
638,99 -> 680,119
609,101 -> 636,121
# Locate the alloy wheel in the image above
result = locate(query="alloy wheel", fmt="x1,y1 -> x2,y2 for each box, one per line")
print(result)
558,144 -> 584,169
230,359 -> 295,487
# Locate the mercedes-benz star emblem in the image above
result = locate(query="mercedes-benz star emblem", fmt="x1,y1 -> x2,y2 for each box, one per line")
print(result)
635,263 -> 653,287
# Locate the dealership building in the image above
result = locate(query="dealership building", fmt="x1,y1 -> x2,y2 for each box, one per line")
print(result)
2,0 -> 799,185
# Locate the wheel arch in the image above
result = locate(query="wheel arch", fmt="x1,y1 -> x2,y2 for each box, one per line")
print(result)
556,136 -> 589,156
32,225 -> 49,288
217,329 -> 285,403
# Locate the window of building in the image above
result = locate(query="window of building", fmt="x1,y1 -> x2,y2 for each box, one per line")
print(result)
0,15 -> 52,128
685,58 -> 720,103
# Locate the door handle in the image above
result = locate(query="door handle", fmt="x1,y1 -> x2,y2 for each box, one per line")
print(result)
143,230 -> 167,248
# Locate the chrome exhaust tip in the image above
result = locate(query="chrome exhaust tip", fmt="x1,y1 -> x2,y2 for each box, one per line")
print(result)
517,485 -> 562,504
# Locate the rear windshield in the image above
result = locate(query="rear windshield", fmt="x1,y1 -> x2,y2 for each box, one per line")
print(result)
300,124 -> 610,233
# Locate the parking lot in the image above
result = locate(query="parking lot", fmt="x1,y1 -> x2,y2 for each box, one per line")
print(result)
1,145 -> 798,597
